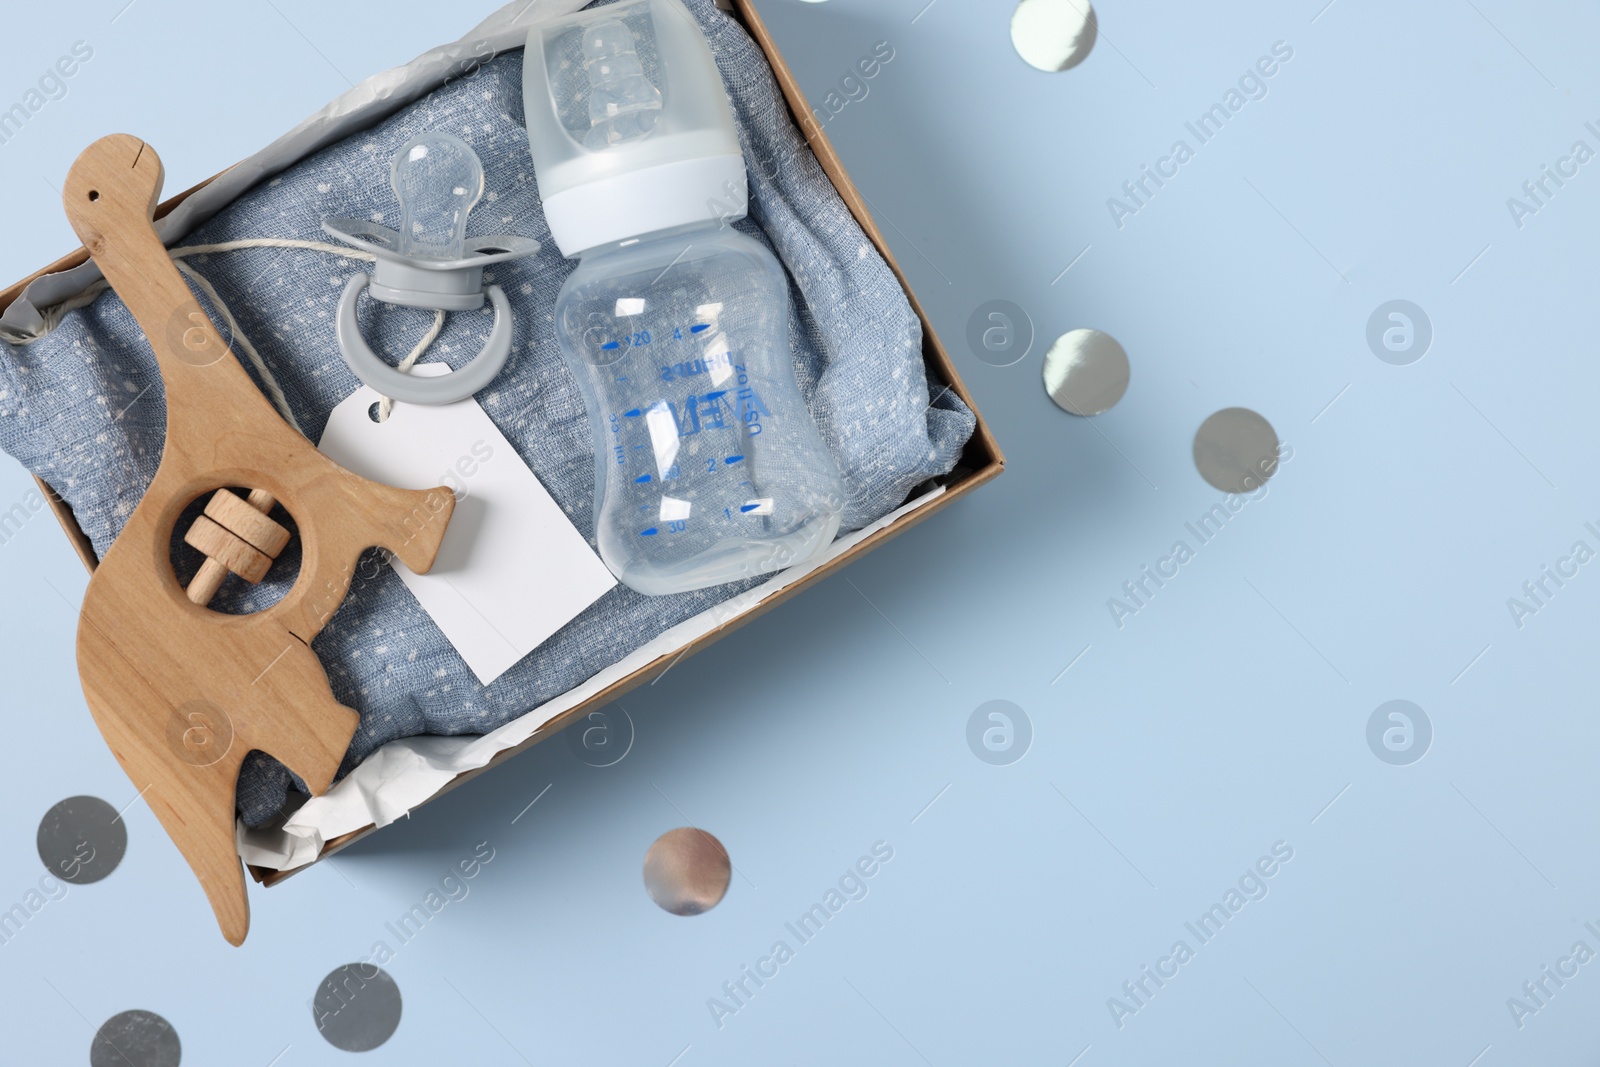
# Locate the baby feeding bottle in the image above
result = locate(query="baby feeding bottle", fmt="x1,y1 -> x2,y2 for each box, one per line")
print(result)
524,0 -> 844,595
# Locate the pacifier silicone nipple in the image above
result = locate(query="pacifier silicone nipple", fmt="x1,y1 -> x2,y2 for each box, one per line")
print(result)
322,132 -> 540,406
392,133 -> 485,260
583,18 -> 663,148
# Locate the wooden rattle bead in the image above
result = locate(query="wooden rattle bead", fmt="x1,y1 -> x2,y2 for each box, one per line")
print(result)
184,515 -> 271,584
204,488 -> 290,557
185,488 -> 280,606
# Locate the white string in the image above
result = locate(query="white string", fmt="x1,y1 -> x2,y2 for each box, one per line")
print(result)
23,279 -> 111,339
377,309 -> 446,423
169,238 -> 377,262
22,237 -> 444,433
173,260 -> 306,435
14,239 -> 369,342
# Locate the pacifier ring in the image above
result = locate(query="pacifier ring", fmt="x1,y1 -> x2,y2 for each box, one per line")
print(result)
335,275 -> 515,407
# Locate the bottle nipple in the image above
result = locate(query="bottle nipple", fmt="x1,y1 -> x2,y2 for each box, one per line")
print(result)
582,18 -> 663,149
389,132 -> 485,261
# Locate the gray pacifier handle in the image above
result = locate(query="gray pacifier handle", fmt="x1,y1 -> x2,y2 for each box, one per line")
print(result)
335,275 -> 514,406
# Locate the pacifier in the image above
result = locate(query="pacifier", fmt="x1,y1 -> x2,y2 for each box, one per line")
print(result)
324,132 -> 539,406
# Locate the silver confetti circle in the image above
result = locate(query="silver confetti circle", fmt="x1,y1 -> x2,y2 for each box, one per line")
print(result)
1193,408 -> 1280,493
37,795 -> 126,885
643,828 -> 731,916
89,1011 -> 180,1067
1042,329 -> 1130,416
1011,0 -> 1098,72
312,965 -> 403,1052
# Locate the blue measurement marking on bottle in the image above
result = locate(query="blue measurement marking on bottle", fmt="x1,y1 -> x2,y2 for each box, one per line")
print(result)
624,408 -> 642,417
602,341 -> 621,350
739,503 -> 761,513
634,474 -> 652,483
640,527 -> 659,536
724,455 -> 743,464
690,323 -> 711,334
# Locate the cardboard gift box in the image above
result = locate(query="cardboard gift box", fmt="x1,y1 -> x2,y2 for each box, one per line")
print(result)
0,0 -> 1003,887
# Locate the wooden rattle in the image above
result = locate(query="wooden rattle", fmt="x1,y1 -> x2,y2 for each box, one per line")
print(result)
62,135 -> 457,945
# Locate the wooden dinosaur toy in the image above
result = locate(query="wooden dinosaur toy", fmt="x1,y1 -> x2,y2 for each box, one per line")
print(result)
62,134 -> 456,945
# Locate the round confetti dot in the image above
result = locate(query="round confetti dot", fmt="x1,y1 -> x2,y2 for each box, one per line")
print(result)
38,795 -> 126,885
1011,0 -> 1098,72
312,964 -> 403,1052
1041,329 -> 1130,416
643,828 -> 731,916
1193,408 -> 1280,494
89,1010 -> 180,1067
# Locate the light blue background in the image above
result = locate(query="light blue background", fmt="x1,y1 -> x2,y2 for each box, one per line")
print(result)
2,0 -> 1598,1063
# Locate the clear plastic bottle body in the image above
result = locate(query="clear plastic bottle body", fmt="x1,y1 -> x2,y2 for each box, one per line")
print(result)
555,223 -> 845,595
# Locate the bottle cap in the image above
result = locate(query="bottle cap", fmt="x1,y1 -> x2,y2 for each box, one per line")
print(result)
524,0 -> 747,256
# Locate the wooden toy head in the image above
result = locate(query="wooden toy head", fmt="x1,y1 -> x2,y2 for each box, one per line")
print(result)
62,135 -> 457,945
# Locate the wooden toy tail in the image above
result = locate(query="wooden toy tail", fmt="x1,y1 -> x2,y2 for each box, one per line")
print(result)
63,135 -> 456,946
